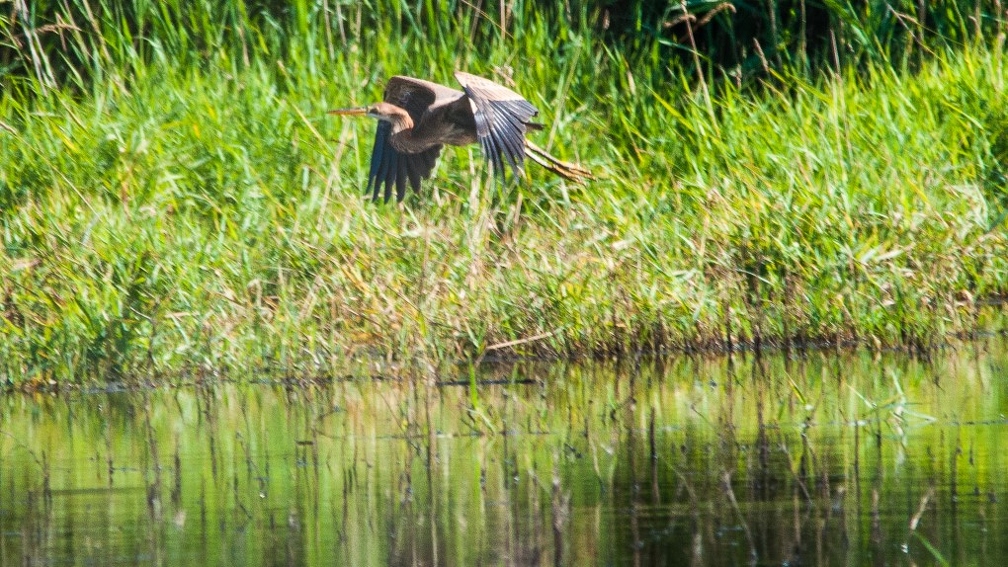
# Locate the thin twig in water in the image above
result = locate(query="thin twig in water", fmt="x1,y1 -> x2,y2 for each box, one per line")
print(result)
908,487 -> 934,532
721,471 -> 758,565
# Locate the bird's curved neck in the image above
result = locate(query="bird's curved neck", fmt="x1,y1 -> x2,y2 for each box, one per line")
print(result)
387,110 -> 414,136
389,112 -> 445,154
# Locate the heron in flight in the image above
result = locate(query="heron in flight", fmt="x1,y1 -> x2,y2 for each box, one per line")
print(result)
330,72 -> 590,202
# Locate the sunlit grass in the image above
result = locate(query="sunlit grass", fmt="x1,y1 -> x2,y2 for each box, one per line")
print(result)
1,3 -> 1007,383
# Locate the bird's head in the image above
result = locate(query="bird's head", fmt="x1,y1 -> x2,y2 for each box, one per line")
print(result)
329,102 -> 413,132
330,102 -> 403,122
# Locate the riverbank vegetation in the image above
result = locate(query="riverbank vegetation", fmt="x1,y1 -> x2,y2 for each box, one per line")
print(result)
2,1 -> 1007,383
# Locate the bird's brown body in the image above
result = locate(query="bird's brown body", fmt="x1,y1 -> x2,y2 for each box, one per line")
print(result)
377,99 -> 477,151
331,72 -> 589,202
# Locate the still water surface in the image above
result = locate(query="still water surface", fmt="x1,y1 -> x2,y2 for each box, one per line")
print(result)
2,342 -> 1007,566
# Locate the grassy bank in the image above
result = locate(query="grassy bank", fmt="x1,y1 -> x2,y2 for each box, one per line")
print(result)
2,3 -> 1007,383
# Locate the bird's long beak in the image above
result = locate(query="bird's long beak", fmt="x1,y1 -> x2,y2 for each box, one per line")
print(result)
328,107 -> 368,116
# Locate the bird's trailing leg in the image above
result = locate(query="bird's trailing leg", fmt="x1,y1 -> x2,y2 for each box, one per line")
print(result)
523,140 -> 593,183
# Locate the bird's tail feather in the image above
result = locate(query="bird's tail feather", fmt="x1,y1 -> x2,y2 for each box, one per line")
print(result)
523,140 -> 593,183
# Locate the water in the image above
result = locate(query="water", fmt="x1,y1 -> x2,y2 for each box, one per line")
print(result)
2,341 -> 1007,566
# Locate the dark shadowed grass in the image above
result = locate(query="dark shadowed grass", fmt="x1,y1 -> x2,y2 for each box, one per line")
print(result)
1,3 -> 1007,384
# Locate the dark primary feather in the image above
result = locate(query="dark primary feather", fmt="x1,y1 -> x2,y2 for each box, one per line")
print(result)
367,133 -> 441,202
367,121 -> 390,201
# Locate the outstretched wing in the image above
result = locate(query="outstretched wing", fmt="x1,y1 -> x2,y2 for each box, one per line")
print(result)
367,76 -> 452,202
454,71 -> 540,179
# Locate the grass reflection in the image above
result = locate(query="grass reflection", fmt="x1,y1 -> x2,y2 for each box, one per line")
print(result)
1,342 -> 1006,565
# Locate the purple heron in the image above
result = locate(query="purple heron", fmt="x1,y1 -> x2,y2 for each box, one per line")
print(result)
330,72 -> 590,202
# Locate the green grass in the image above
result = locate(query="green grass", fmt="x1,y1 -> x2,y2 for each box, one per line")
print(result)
1,3 -> 1007,383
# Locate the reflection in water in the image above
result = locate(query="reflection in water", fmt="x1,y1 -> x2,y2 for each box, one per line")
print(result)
2,341 -> 1007,566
